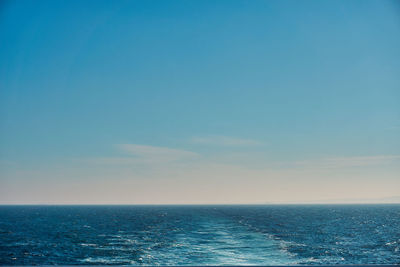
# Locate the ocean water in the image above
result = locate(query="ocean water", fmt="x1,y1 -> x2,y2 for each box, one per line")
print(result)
0,205 -> 399,265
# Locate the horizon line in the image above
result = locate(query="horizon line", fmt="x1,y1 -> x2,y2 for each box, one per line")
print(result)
1,202 -> 399,206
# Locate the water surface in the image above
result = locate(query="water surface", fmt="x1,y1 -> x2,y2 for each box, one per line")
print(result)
0,205 -> 399,265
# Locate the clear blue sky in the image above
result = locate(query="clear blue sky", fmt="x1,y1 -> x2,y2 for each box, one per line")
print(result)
1,0 -> 399,204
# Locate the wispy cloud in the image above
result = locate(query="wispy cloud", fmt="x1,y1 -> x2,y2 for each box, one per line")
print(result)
5,147 -> 400,204
294,155 -> 400,168
190,135 -> 263,147
118,144 -> 198,158
82,144 -> 200,165
84,157 -> 151,165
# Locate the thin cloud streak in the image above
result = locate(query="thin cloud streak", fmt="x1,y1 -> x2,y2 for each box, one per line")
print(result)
294,155 -> 400,168
3,145 -> 400,204
118,143 -> 198,157
80,144 -> 200,166
190,135 -> 263,147
117,144 -> 199,163
86,143 -> 400,172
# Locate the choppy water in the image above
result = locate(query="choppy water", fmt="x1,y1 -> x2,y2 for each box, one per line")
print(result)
0,205 -> 399,265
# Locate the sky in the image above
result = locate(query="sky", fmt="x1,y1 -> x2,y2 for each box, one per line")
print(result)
0,0 -> 399,204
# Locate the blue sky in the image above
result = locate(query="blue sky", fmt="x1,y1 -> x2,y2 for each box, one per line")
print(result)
0,0 -> 399,204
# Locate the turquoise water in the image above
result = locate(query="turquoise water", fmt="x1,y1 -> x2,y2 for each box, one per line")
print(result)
0,205 -> 399,265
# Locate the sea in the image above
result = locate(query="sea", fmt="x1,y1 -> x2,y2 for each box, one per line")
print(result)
0,205 -> 399,265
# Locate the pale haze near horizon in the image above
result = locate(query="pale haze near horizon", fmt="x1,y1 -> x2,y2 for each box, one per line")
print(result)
0,0 -> 399,204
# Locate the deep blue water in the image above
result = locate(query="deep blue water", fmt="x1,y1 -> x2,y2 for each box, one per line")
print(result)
0,205 -> 399,265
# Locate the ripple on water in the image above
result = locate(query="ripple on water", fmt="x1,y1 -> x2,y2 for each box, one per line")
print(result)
0,205 -> 399,265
